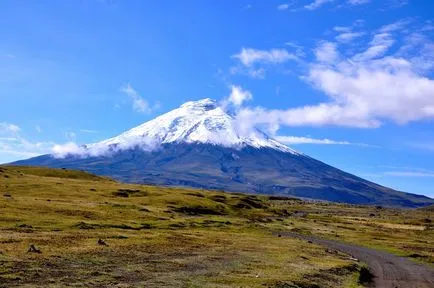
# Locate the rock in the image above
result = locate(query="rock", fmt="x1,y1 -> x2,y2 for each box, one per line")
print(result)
98,239 -> 108,246
27,244 -> 41,253
325,249 -> 338,254
292,211 -> 308,218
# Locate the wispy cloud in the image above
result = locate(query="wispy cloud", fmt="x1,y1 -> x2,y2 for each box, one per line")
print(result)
387,0 -> 409,9
35,125 -> 42,133
0,122 -> 20,133
304,0 -> 334,10
120,83 -> 159,114
230,66 -> 265,79
378,19 -> 411,33
314,41 -> 339,63
275,136 -> 351,145
231,48 -> 298,79
0,122 -> 54,163
231,20 -> 434,132
277,3 -> 290,10
335,26 -> 365,43
334,26 -> 351,33
347,0 -> 370,5
80,129 -> 98,134
232,48 -> 298,67
384,171 -> 434,177
284,42 -> 306,57
305,21 -> 434,126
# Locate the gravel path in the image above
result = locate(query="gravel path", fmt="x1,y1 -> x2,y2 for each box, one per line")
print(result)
279,232 -> 434,288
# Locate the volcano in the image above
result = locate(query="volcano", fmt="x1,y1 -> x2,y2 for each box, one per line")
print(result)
12,99 -> 434,207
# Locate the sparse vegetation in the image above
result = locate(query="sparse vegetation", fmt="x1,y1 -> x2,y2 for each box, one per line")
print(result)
0,165 -> 432,287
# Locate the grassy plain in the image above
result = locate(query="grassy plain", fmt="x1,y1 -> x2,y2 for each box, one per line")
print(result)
0,166 -> 432,287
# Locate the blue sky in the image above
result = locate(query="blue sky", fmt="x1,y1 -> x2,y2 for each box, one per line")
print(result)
1,0 -> 434,197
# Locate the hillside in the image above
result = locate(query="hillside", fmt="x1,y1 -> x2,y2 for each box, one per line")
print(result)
15,143 -> 434,208
0,166 -> 433,287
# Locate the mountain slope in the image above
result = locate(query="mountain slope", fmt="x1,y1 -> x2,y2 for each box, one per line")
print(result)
12,99 -> 434,207
16,143 -> 433,208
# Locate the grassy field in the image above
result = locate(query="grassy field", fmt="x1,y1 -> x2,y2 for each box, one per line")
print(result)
0,166 -> 432,287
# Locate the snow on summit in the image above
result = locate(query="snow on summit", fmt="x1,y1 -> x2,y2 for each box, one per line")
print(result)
54,99 -> 298,158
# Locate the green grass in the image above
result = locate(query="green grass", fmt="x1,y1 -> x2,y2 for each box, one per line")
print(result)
0,165 -> 432,287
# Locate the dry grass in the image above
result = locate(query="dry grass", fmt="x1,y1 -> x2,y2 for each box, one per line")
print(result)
269,200 -> 434,265
0,165 -> 432,287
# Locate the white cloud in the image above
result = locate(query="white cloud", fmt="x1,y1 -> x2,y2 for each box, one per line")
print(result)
305,28 -> 434,126
235,103 -> 379,136
120,84 -> 158,114
0,122 -> 20,133
379,19 -> 410,33
353,33 -> 394,61
304,0 -> 334,10
333,21 -> 365,43
220,85 -> 253,111
36,125 -> 42,133
228,85 -> 253,107
232,20 -> 434,131
284,42 -> 306,57
232,48 -> 298,67
0,122 -> 54,163
336,31 -> 364,43
275,136 -> 351,145
50,135 -> 161,159
315,42 -> 339,63
347,0 -> 370,5
277,4 -> 290,10
231,48 -> 298,79
52,142 -> 83,158
334,26 -> 351,33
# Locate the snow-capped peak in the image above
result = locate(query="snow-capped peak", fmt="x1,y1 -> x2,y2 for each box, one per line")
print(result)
180,98 -> 218,110
82,99 -> 298,155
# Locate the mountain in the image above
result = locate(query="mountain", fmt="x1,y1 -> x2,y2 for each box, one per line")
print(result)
87,98 -> 297,154
12,99 -> 434,208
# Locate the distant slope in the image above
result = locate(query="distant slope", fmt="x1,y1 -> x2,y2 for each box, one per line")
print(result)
13,143 -> 434,208
2,165 -> 109,181
420,204 -> 434,212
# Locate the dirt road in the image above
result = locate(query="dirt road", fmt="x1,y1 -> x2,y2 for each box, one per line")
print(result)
279,232 -> 434,288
